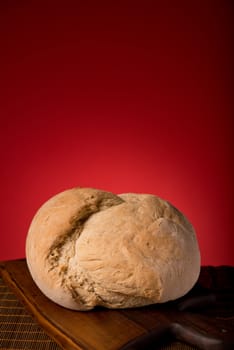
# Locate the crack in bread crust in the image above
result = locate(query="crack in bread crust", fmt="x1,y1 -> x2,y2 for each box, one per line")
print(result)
46,208 -> 94,272
45,192 -> 124,306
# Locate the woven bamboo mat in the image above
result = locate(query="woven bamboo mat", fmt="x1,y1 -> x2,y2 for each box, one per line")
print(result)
0,276 -> 198,350
0,277 -> 62,350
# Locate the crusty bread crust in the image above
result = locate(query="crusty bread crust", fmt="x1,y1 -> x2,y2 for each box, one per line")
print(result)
26,187 -> 200,310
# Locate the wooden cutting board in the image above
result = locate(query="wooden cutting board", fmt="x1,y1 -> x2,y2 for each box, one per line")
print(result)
0,259 -> 233,350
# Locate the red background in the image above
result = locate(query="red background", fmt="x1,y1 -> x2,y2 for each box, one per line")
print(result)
0,1 -> 233,265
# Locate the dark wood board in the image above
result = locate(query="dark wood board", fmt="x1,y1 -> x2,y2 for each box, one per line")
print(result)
0,259 -> 233,350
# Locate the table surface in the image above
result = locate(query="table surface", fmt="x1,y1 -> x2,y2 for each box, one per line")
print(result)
0,259 -> 233,350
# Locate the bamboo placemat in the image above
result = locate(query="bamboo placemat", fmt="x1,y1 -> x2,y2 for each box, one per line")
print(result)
0,276 -> 62,350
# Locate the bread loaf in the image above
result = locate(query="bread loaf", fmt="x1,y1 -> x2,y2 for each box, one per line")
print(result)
26,187 -> 200,310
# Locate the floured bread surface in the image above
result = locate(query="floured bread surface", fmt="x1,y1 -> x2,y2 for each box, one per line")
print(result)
26,187 -> 200,310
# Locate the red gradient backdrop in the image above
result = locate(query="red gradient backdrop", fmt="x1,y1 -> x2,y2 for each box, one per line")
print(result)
0,2 -> 233,265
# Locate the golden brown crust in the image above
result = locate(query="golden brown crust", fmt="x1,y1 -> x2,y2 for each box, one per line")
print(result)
26,187 -> 200,310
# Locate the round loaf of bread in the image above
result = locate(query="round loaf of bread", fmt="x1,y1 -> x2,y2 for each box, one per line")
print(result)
26,187 -> 200,310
